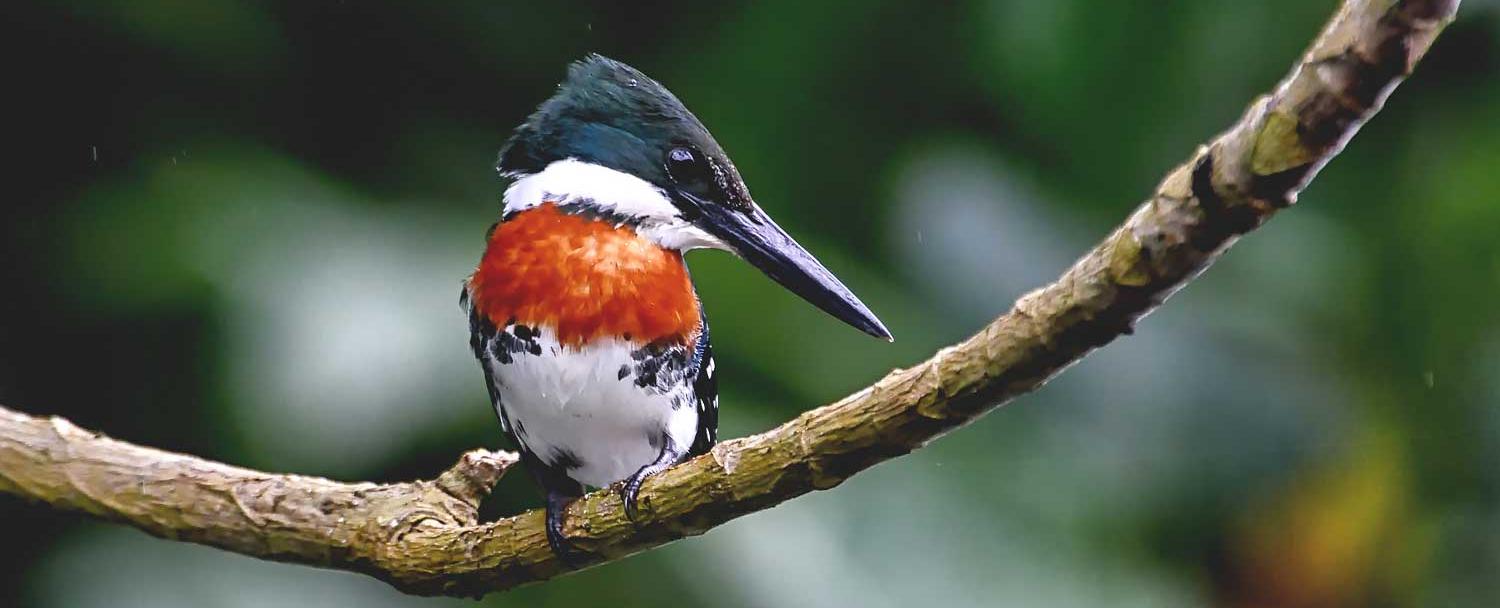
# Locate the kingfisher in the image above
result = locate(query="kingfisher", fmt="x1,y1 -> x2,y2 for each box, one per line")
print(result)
463,54 -> 890,562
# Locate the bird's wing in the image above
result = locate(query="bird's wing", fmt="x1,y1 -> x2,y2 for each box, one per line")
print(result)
463,285 -> 512,436
688,317 -> 719,456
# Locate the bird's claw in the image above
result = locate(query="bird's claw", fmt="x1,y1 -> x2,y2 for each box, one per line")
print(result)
619,476 -> 645,522
545,491 -> 588,568
619,439 -> 684,524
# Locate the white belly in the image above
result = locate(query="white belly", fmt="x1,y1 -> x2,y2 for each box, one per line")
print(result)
487,328 -> 698,488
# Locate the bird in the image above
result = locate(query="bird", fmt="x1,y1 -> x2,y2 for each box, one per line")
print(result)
462,54 -> 891,563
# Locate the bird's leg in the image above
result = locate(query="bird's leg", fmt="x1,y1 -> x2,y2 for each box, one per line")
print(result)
545,489 -> 589,568
620,435 -> 688,522
515,447 -> 588,566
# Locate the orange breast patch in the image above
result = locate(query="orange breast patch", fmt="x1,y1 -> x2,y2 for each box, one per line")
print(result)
468,204 -> 701,347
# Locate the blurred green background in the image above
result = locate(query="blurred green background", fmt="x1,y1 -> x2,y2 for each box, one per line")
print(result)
4,1 -> 1498,607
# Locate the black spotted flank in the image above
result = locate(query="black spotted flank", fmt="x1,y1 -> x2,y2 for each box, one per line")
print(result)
464,288 -> 543,364
628,339 -> 694,398
490,323 -> 544,364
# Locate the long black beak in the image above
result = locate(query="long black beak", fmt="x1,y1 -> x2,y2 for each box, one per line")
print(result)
683,194 -> 892,341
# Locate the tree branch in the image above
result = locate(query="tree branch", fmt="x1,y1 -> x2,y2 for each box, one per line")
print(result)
0,0 -> 1460,597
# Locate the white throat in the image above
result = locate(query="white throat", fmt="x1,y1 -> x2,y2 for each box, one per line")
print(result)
502,159 -> 729,252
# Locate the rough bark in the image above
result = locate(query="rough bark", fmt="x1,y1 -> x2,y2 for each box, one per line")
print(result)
0,0 -> 1460,598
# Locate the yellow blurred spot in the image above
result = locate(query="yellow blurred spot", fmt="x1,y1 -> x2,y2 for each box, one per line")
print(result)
1232,425 -> 1432,608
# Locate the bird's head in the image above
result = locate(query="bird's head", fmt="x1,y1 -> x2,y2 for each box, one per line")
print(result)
497,54 -> 891,341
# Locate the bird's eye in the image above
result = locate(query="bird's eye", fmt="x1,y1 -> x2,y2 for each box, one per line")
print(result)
665,146 -> 709,184
668,147 -> 695,165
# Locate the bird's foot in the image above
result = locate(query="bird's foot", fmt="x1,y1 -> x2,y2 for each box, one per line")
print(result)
619,438 -> 686,522
545,491 -> 588,568
619,472 -> 651,522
